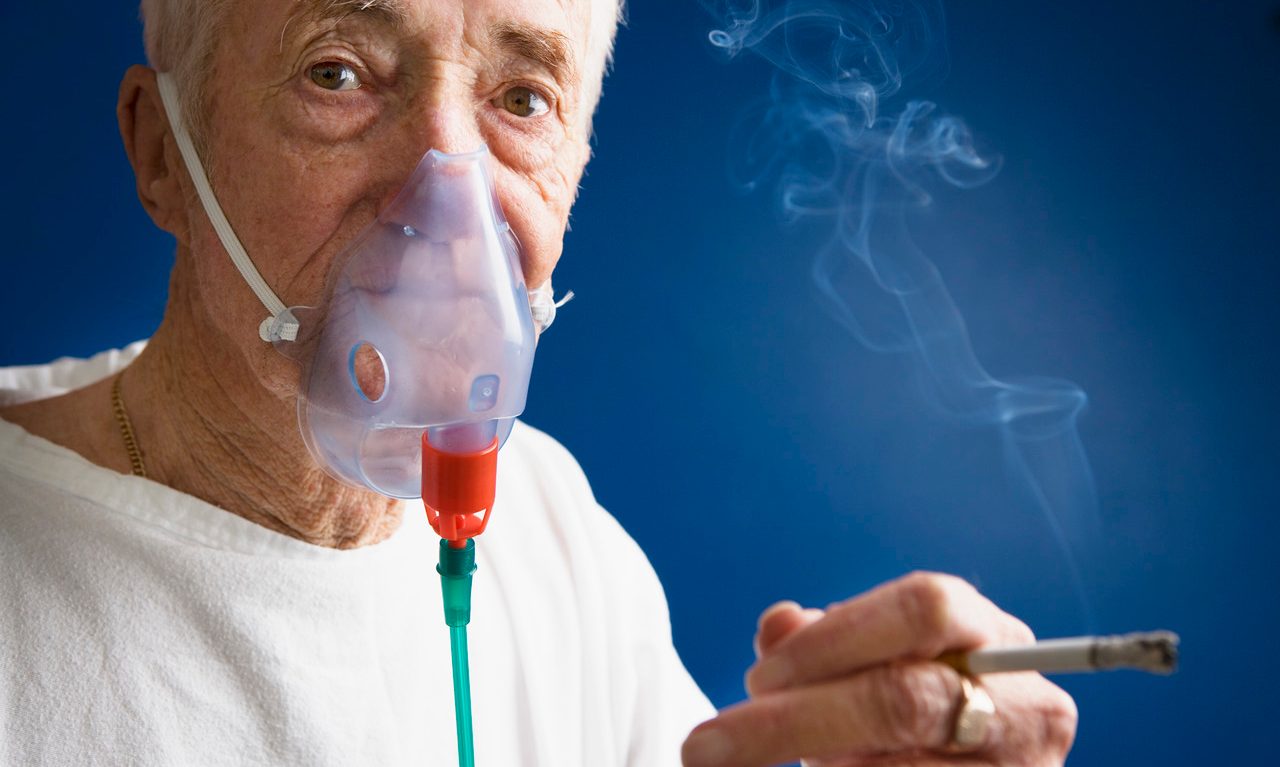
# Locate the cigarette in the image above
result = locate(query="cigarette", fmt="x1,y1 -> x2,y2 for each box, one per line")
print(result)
938,631 -> 1179,676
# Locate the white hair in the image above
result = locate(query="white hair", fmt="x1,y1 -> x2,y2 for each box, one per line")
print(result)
140,0 -> 229,153
140,0 -> 624,151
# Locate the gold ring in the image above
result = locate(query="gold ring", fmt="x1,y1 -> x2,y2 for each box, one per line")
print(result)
945,675 -> 996,753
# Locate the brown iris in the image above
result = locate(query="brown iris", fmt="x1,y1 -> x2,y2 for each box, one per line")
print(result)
310,61 -> 360,91
501,86 -> 548,117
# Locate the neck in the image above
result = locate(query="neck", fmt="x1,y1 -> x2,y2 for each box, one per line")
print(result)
121,258 -> 404,550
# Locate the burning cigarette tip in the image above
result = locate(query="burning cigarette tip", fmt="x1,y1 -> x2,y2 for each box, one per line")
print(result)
1095,630 -> 1180,675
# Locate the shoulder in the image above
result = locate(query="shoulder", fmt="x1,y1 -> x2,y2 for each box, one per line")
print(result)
495,419 -> 662,604
0,343 -> 146,476
490,426 -> 716,755
498,419 -> 599,511
0,341 -> 146,406
492,421 -> 658,592
503,419 -> 587,476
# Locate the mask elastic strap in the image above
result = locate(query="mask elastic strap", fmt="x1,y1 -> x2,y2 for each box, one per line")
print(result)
155,72 -> 297,343
529,286 -> 575,333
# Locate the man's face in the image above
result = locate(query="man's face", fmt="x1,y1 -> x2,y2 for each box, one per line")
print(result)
186,0 -> 595,371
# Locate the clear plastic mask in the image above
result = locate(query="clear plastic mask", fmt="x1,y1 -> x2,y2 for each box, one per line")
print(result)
157,73 -> 547,499
265,148 -> 536,497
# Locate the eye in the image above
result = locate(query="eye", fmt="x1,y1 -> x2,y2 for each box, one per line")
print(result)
309,61 -> 361,91
499,86 -> 550,118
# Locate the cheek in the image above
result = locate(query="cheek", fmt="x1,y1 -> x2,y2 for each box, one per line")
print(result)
501,182 -> 566,289
495,149 -> 585,288
204,132 -> 399,307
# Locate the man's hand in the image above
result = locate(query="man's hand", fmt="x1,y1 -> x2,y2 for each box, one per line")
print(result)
681,572 -> 1078,767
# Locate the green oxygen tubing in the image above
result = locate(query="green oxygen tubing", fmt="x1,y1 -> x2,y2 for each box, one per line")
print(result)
437,538 -> 477,767
419,404 -> 504,766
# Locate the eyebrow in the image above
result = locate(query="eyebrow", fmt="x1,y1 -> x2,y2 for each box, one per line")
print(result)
284,2 -> 577,84
285,0 -> 407,39
489,21 -> 578,84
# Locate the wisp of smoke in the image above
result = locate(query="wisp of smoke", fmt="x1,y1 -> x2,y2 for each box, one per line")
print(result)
707,0 -> 1100,626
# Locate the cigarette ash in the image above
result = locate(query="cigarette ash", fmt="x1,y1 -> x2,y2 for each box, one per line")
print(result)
1098,630 -> 1180,675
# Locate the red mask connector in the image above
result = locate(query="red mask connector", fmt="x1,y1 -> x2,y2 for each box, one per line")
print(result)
422,433 -> 499,548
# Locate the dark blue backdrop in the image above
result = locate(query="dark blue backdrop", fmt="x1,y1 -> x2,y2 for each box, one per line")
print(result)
3,2 -> 1277,764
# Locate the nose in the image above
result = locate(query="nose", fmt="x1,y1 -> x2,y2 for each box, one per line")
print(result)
406,79 -> 486,158
374,88 -> 487,213
419,110 -> 483,156
387,146 -> 497,243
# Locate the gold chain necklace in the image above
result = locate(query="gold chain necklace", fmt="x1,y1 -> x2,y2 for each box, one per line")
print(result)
111,372 -> 148,478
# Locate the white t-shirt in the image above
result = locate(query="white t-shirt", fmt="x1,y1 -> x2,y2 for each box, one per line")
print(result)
0,344 -> 713,766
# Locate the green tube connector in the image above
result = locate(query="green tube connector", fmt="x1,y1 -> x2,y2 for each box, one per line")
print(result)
437,539 -> 477,627
438,539 -> 477,767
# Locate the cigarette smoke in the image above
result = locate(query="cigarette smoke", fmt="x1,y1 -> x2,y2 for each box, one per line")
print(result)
707,0 -> 1099,625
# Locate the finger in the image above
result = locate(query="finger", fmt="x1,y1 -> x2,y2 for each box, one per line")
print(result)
755,601 -> 825,659
747,572 -> 1034,695
683,662 -> 972,767
754,601 -> 801,659
977,672 -> 1077,763
852,675 -> 1072,766
809,675 -> 1076,767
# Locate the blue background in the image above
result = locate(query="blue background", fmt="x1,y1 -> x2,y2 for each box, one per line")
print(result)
3,1 -> 1277,764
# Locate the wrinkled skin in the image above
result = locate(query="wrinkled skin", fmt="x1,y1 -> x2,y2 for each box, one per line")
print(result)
682,572 -> 1077,767
0,1 -> 1077,764
3,0 -> 595,547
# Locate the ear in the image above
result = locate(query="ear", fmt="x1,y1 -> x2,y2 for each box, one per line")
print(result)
118,65 -> 191,244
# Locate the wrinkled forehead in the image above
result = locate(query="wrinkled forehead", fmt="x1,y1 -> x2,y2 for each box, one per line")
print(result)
227,0 -> 594,70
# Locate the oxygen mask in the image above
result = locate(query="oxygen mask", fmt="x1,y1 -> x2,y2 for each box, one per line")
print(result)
157,73 -> 555,500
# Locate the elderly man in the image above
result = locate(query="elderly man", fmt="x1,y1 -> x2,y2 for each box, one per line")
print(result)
0,0 -> 1077,765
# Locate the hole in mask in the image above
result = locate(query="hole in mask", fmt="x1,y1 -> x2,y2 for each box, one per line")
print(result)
348,342 -> 388,403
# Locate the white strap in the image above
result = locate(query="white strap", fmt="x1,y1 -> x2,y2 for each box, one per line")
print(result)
529,285 -> 574,332
155,72 -> 296,342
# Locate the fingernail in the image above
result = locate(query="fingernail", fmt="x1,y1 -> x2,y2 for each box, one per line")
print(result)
682,726 -> 734,767
749,656 -> 793,693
